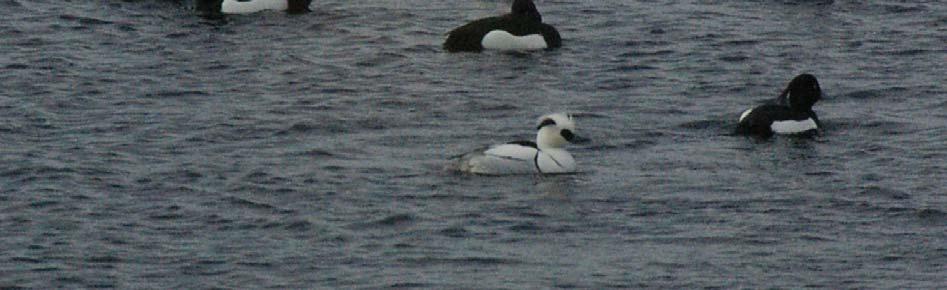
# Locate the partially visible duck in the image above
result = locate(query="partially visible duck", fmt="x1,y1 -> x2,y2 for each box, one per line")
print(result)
196,0 -> 311,16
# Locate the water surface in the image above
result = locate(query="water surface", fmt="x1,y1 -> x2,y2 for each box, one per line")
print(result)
0,0 -> 945,288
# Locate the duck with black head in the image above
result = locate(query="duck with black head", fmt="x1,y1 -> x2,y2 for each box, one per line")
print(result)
444,0 -> 561,52
736,73 -> 824,138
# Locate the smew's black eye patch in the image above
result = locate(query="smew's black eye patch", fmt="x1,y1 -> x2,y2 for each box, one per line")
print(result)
560,129 -> 574,141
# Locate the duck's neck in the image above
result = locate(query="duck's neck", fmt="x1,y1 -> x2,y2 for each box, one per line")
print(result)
536,130 -> 564,150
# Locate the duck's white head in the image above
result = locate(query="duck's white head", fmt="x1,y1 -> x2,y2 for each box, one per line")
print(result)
535,113 -> 576,149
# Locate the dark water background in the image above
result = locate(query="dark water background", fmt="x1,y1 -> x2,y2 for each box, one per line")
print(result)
1,0 -> 945,288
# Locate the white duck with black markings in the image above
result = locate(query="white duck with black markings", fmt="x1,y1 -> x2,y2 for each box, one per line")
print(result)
456,113 -> 581,175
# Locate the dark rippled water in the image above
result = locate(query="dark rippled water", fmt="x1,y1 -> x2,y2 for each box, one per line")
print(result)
1,0 -> 945,288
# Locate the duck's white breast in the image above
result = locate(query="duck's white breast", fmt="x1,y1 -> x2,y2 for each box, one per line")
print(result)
536,150 -> 575,173
481,30 -> 548,51
221,0 -> 287,14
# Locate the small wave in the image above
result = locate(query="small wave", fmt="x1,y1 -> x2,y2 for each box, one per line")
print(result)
916,208 -> 947,222
148,212 -> 185,221
840,87 -> 909,100
678,119 -> 729,131
799,234 -> 835,241
718,55 -> 749,62
353,52 -> 407,68
890,49 -> 933,56
282,219 -> 313,231
618,50 -> 675,58
277,121 -> 335,135
32,267 -> 60,273
243,170 -> 290,186
154,169 -> 203,185
55,276 -> 84,284
347,213 -> 417,230
236,261 -> 273,268
5,63 -> 28,69
858,120 -> 913,135
290,148 -> 335,158
722,39 -> 761,46
509,221 -> 544,233
58,14 -> 113,25
165,32 -> 189,39
143,90 -> 209,98
3,0 -> 24,8
458,101 -> 520,112
86,255 -> 121,264
373,213 -> 416,227
388,282 -> 432,288
780,0 -> 835,6
1,165 -> 76,179
29,200 -> 60,208
318,87 -> 359,95
222,196 -> 278,211
397,256 -> 522,266
609,64 -> 658,72
858,186 -> 910,200
880,3 -> 927,13
11,256 -> 42,263
438,226 -> 469,238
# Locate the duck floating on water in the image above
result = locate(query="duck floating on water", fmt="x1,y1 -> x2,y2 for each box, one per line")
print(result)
444,0 -> 561,52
